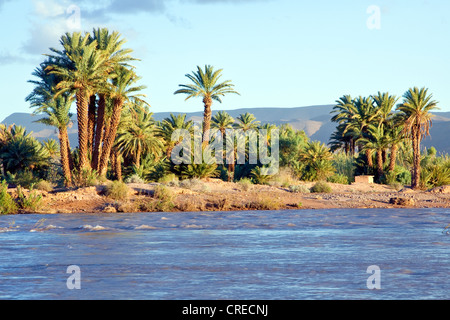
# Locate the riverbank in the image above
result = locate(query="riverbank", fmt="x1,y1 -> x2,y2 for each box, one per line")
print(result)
8,179 -> 450,214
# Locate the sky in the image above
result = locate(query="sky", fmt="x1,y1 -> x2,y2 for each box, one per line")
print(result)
0,0 -> 449,123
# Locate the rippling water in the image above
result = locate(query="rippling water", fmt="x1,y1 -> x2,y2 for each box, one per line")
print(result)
0,208 -> 449,300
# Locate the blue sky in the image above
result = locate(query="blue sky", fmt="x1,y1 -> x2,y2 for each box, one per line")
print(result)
0,0 -> 449,123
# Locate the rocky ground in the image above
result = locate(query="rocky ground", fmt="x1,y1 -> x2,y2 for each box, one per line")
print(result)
10,179 -> 450,214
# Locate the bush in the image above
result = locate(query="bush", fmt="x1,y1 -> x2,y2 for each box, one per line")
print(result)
105,181 -> 130,201
158,174 -> 179,187
327,174 -> 349,185
34,180 -> 54,192
125,174 -> 145,184
250,166 -> 273,185
0,181 -> 18,215
6,170 -> 39,189
237,178 -> 254,191
310,181 -> 332,193
154,185 -> 175,202
16,186 -> 43,212
288,184 -> 310,194
72,168 -> 99,188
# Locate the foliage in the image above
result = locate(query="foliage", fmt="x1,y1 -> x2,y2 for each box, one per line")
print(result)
34,180 -> 55,192
299,141 -> 335,181
105,181 -> 130,201
72,168 -> 99,188
0,181 -> 18,215
288,184 -> 310,194
250,166 -> 273,185
16,185 -> 43,212
327,174 -> 349,185
310,181 -> 332,193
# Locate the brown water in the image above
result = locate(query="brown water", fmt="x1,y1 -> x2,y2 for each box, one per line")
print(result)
0,208 -> 449,300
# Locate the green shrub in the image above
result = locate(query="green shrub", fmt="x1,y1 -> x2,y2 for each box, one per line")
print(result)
158,174 -> 179,186
125,174 -> 145,184
237,178 -> 254,191
310,181 -> 332,193
250,166 -> 273,185
0,181 -> 18,215
16,186 -> 43,212
72,168 -> 99,188
6,170 -> 39,189
327,174 -> 349,185
105,181 -> 130,201
154,185 -> 175,202
288,184 -> 310,194
34,180 -> 54,192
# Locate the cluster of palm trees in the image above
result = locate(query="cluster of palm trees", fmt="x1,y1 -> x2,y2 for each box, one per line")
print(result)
23,28 -> 443,191
27,28 -> 146,187
330,88 -> 439,189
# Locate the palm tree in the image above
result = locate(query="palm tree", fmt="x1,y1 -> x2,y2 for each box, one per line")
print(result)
47,32 -> 111,171
330,95 -> 356,155
90,28 -> 136,171
372,92 -> 398,126
174,65 -> 239,143
396,87 -> 439,189
97,66 -> 148,176
211,111 -> 234,136
299,141 -> 335,181
26,60 -> 74,186
233,112 -> 260,132
160,113 -> 194,159
359,124 -> 390,179
35,95 -> 75,187
116,103 -> 164,169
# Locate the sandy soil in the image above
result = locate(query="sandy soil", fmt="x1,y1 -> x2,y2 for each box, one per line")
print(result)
12,179 -> 450,214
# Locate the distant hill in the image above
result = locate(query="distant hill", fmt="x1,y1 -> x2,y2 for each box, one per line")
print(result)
2,105 -> 449,154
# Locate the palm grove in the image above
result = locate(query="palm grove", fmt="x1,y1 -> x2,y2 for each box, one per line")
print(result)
0,28 -> 448,192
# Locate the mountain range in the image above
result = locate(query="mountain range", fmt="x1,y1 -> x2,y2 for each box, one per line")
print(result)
2,105 -> 450,154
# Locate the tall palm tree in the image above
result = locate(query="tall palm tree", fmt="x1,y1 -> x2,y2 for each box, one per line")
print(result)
159,113 -> 194,159
26,60 -> 74,186
116,104 -> 164,169
330,95 -> 356,155
47,32 -> 111,171
35,95 -> 75,187
211,111 -> 235,180
174,65 -> 239,143
97,66 -> 148,176
90,28 -> 136,171
396,87 -> 439,189
372,92 -> 398,126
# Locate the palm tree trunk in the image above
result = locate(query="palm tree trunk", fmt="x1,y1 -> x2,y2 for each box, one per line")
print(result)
92,94 -> 106,171
412,128 -> 421,189
88,95 -> 97,157
135,143 -> 142,169
115,150 -> 123,181
98,98 -> 124,176
76,89 -> 89,170
202,97 -> 212,146
366,149 -> 373,168
376,150 -> 383,180
59,127 -> 72,187
389,144 -> 398,172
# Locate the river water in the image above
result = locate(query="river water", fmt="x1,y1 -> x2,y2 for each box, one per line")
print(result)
0,208 -> 448,300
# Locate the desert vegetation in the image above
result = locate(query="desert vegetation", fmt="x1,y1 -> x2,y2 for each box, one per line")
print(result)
0,28 -> 448,215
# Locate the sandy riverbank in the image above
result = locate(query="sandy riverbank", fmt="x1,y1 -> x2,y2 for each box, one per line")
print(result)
10,179 -> 450,214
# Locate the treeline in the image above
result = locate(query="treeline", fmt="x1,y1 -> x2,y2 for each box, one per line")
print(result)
0,28 -> 448,192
